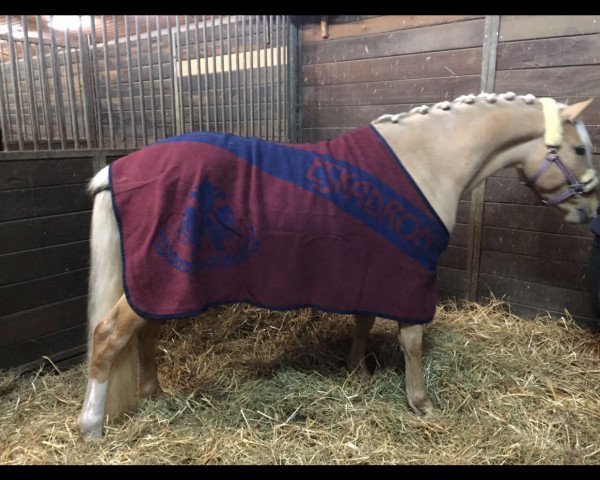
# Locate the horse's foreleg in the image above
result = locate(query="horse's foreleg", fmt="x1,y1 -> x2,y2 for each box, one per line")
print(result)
347,314 -> 375,376
78,295 -> 145,439
398,323 -> 434,415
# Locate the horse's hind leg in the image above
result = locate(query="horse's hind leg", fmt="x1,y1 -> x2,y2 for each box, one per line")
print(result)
78,294 -> 146,439
398,323 -> 434,415
347,314 -> 375,376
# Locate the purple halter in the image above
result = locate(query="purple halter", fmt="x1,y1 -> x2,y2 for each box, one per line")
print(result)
522,147 -> 587,205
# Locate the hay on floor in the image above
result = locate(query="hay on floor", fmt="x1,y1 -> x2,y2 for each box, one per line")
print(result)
1,298 -> 600,464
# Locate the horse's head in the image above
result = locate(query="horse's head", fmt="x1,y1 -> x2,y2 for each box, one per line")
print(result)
520,98 -> 598,224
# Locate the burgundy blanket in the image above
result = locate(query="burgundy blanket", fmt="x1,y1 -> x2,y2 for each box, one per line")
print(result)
109,125 -> 449,323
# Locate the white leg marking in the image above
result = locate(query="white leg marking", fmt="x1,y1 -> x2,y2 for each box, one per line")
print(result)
77,379 -> 108,439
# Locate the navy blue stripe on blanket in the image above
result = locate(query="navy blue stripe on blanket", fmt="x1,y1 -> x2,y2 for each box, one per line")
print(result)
158,132 -> 448,272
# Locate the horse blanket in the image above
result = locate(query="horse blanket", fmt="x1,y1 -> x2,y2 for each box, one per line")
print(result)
109,125 -> 449,323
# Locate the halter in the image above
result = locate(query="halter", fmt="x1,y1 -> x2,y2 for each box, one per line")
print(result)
522,98 -> 598,205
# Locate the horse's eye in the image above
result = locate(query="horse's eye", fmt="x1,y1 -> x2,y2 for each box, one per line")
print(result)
574,146 -> 586,155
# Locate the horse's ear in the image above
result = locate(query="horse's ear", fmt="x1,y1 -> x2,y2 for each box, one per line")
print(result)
561,98 -> 594,122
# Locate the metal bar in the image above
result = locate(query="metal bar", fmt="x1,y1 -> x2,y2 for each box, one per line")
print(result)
219,16 -> 225,131
48,17 -> 66,149
175,16 -> 184,134
64,28 -> 81,148
167,16 -> 177,136
114,16 -> 126,147
256,16 -> 261,138
0,39 -> 9,150
6,17 -> 25,149
135,15 -> 147,144
287,16 -> 298,143
234,17 -> 241,136
146,16 -> 158,142
36,16 -> 53,148
21,17 -> 40,149
211,16 -> 218,131
124,16 -> 137,147
283,16 -> 287,141
248,16 -> 254,137
101,17 -> 114,148
194,16 -> 203,131
275,15 -> 281,142
202,16 -> 210,131
269,16 -> 274,141
77,16 -> 93,149
89,16 -> 103,149
241,16 -> 248,137
226,17 -> 233,133
261,15 -> 269,138
184,16 -> 193,132
156,16 -> 167,139
73,26 -> 85,144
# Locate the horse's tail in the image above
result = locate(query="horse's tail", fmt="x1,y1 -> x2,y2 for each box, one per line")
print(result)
86,165 -> 123,358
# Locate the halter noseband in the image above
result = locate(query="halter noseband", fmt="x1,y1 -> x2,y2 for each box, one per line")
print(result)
522,98 -> 598,206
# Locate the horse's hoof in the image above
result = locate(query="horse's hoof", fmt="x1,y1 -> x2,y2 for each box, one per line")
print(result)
77,413 -> 103,440
347,357 -> 373,378
408,395 -> 435,416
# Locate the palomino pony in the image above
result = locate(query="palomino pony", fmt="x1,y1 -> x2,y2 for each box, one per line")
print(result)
78,92 -> 598,439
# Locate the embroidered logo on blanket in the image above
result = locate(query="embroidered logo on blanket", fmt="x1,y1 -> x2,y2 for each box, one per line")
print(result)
153,177 -> 260,273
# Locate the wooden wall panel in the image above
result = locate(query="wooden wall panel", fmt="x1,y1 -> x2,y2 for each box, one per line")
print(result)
0,150 -> 129,370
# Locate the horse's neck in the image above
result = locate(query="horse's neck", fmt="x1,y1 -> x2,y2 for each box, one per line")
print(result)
372,103 -> 544,232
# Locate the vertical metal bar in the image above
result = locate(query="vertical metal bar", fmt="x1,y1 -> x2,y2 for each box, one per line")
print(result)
219,17 -> 226,132
156,16 -> 167,139
256,16 -> 262,138
72,26 -> 85,145
64,28 -> 80,149
114,16 -> 126,147
48,18 -> 66,149
248,16 -> 254,137
146,16 -> 158,142
36,16 -> 53,148
261,15 -> 269,138
226,17 -> 233,133
269,15 -> 274,141
0,39 -> 9,150
194,16 -> 203,131
0,38 -> 12,149
89,16 -> 103,149
135,16 -> 147,144
275,16 -> 281,142
101,17 -> 114,148
242,17 -> 247,137
202,16 -> 210,131
124,16 -> 137,147
77,16 -> 92,149
184,16 -> 193,132
167,16 -> 177,136
175,16 -> 184,133
287,16 -> 298,143
6,17 -> 25,149
21,17 -> 40,149
234,17 -> 241,136
283,16 -> 287,141
210,16 -> 218,131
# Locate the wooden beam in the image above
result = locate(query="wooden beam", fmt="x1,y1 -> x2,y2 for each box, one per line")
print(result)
466,15 -> 499,302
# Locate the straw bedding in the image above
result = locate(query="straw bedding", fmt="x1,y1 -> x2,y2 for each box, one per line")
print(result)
1,298 -> 599,465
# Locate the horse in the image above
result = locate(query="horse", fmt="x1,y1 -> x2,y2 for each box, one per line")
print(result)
77,92 -> 598,439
